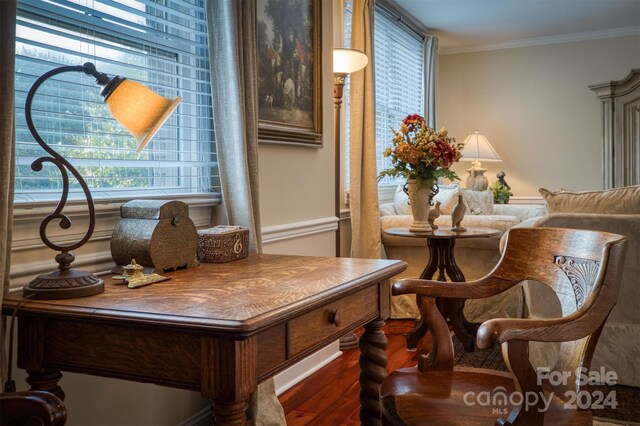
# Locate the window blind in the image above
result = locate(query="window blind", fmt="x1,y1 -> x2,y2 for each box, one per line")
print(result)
343,2 -> 424,189
14,0 -> 219,203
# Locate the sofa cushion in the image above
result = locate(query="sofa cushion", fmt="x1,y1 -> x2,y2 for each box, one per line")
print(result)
393,185 -> 411,215
540,186 -> 640,214
433,187 -> 459,215
394,184 -> 460,215
459,188 -> 494,215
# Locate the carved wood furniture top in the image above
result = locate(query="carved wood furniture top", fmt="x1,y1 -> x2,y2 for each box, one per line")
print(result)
384,227 -> 500,240
4,254 -> 407,425
4,254 -> 406,334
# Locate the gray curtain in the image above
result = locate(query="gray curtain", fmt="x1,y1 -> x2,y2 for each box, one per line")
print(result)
0,0 -> 17,384
207,0 -> 262,253
423,35 -> 438,129
206,2 -> 285,424
349,0 -> 382,259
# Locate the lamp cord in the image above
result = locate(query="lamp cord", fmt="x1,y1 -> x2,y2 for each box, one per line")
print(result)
3,294 -> 35,393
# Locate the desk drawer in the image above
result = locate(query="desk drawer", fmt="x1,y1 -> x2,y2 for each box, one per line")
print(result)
288,286 -> 378,356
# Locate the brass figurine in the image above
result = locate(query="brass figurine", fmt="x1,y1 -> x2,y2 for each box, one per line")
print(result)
112,259 -> 169,289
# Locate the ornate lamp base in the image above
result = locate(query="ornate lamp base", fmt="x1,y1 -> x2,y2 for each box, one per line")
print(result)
23,253 -> 104,300
23,270 -> 104,300
465,168 -> 489,191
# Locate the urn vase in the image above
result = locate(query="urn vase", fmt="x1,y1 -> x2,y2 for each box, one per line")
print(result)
406,178 -> 435,233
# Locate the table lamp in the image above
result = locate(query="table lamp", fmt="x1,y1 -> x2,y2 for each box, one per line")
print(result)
333,48 -> 368,350
461,130 -> 501,191
22,62 -> 181,300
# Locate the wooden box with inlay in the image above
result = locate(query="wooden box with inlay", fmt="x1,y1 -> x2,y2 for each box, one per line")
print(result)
197,226 -> 249,263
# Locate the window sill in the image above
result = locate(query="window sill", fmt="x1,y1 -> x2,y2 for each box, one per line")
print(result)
10,192 -> 221,290
13,192 -> 221,221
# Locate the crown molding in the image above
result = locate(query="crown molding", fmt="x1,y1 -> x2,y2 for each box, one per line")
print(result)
440,26 -> 640,55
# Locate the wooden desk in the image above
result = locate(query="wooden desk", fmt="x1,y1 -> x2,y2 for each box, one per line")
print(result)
3,254 -> 406,425
383,227 -> 499,352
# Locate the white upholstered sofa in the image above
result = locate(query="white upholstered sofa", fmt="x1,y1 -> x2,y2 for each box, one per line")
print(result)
380,185 -> 546,322
509,186 -> 640,387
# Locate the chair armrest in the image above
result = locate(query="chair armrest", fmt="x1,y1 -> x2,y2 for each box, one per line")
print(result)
0,391 -> 67,425
476,309 -> 606,350
392,276 -> 517,300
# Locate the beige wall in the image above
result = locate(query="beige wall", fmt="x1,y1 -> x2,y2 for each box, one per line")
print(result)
259,0 -> 336,258
440,35 -> 640,198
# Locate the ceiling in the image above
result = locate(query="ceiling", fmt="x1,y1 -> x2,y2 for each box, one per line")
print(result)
391,0 -> 640,54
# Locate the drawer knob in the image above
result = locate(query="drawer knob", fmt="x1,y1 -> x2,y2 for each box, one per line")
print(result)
328,309 -> 341,327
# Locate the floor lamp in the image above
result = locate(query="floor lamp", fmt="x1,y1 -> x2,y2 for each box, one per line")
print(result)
22,62 -> 181,300
333,48 -> 368,350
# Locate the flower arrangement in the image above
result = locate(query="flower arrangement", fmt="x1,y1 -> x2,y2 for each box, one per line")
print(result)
378,114 -> 463,183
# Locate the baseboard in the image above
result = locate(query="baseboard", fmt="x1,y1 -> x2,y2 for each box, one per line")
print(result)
273,340 -> 342,395
177,406 -> 211,426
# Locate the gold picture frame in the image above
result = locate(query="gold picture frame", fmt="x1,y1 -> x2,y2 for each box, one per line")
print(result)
256,0 -> 322,147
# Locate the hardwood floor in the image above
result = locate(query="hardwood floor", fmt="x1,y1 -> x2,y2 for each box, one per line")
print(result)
279,320 -> 419,425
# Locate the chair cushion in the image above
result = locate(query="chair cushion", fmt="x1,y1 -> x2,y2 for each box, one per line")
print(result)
539,186 -> 640,214
380,367 -> 592,425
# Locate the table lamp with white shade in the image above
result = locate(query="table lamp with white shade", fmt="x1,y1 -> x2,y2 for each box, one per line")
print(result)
461,130 -> 502,191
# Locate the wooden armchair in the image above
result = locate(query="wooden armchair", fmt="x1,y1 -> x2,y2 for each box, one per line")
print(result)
0,391 -> 67,425
380,227 -> 628,425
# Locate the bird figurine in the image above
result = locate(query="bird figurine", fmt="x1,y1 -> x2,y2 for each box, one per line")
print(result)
451,193 -> 467,232
428,201 -> 441,230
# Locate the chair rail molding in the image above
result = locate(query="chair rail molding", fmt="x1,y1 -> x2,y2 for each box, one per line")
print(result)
590,68 -> 640,188
262,216 -> 338,244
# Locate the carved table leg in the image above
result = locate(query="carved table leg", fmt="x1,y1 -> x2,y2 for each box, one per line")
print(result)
26,369 -> 65,401
211,400 -> 249,426
406,239 -> 441,349
201,337 -> 256,426
359,319 -> 388,426
442,240 -> 476,352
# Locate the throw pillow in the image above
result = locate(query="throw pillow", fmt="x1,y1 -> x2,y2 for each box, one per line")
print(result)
539,186 -> 640,214
459,188 -> 494,215
393,185 -> 411,215
433,187 -> 459,215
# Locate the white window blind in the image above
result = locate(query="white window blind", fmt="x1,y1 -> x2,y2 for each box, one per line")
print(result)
344,3 -> 424,189
14,0 -> 219,203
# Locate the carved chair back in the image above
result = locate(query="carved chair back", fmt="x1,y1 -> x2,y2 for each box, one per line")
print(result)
491,227 -> 627,395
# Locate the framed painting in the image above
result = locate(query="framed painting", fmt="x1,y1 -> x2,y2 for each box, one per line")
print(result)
256,0 -> 322,147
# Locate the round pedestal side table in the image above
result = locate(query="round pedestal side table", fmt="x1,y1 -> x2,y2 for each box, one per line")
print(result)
383,227 -> 500,352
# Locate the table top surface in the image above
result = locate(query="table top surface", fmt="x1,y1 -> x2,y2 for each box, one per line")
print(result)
384,227 -> 500,239
3,254 -> 406,333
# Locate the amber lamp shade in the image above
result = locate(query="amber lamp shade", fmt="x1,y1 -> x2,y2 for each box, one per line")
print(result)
105,79 -> 181,153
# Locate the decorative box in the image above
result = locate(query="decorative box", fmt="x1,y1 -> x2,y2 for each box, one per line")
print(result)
111,200 -> 198,273
197,226 -> 249,263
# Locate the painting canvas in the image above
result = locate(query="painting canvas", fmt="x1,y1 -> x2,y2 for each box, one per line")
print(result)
257,0 -> 322,146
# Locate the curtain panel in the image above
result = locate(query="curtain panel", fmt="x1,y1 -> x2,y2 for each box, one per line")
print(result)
207,0 -> 262,253
423,35 -> 439,129
0,0 -> 17,384
348,0 -> 382,259
206,2 -> 285,424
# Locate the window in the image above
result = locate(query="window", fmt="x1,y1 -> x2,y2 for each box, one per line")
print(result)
343,2 -> 424,191
14,0 -> 219,203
